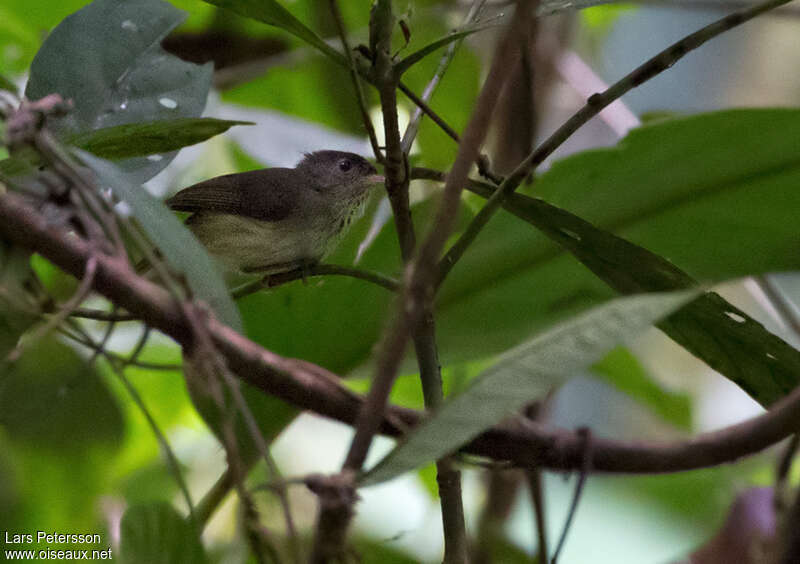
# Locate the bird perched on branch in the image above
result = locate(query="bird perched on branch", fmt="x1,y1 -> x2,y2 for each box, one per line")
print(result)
166,150 -> 383,274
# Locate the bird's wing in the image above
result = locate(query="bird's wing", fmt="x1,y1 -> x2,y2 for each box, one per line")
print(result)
166,168 -> 300,222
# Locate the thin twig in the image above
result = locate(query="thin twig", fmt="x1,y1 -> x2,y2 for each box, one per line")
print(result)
127,324 -> 152,366
398,81 -> 460,143
58,325 -> 182,370
70,307 -> 138,322
216,355 -> 302,563
196,467 -> 236,528
329,0 -> 383,163
398,80 -> 505,185
65,319 -> 196,520
400,0 -> 487,154
182,307 -> 275,564
231,263 -> 399,300
550,429 -> 592,564
115,358 -> 197,520
435,0 -> 794,286
6,255 -> 98,363
528,470 -> 549,563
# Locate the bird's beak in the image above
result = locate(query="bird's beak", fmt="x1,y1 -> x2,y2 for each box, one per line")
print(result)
366,174 -> 385,186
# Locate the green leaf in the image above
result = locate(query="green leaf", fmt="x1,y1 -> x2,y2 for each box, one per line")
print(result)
430,109 -> 800,389
70,118 -> 254,160
395,21 -> 499,75
202,0 -> 344,64
455,114 -> 800,408
25,0 -> 213,183
120,503 -> 207,564
75,151 -> 243,333
591,347 -> 691,430
0,337 -> 125,450
361,290 -> 697,486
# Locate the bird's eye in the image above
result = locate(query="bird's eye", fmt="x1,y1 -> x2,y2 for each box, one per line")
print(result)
338,159 -> 352,172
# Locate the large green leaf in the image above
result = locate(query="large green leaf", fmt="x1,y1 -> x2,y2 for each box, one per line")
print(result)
362,290 -> 696,486
70,118 -> 253,160
0,337 -> 125,450
76,151 -> 242,333
202,0 -> 344,64
459,170 -> 800,407
25,0 -> 213,183
1,119 -> 252,178
120,503 -> 207,564
434,109 -> 800,370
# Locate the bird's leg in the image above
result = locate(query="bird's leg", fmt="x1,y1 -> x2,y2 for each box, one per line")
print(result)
299,258 -> 317,285
242,258 -> 318,286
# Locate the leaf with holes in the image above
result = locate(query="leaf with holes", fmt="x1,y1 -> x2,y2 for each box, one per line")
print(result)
425,109 -> 800,399
458,119 -> 800,408
361,290 -> 697,485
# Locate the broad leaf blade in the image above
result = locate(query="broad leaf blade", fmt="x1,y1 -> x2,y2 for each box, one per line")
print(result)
362,290 -> 696,485
202,0 -> 344,64
76,151 -> 242,333
120,503 -> 207,564
463,170 -> 800,407
426,109 -> 800,392
26,0 -> 213,183
70,118 -> 254,160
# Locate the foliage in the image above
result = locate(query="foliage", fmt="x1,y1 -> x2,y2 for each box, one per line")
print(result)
0,0 -> 798,562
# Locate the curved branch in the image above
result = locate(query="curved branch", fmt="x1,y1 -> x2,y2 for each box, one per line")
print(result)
2,191 -> 800,475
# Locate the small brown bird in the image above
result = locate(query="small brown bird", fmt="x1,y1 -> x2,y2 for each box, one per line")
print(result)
166,151 -> 383,274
